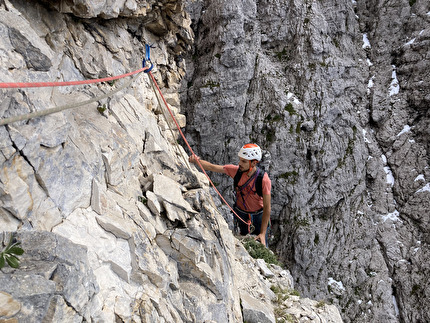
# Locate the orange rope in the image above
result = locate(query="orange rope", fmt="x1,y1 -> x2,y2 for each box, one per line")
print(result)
0,67 -> 148,88
148,71 -> 250,227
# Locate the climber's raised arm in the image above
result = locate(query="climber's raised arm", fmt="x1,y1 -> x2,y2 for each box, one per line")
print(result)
188,155 -> 226,173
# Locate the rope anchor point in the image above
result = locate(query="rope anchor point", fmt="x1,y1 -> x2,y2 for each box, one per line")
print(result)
143,44 -> 154,73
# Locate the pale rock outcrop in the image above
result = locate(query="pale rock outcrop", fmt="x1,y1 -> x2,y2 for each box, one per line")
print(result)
0,1 -> 344,322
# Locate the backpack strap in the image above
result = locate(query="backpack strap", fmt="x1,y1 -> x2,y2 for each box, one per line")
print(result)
255,169 -> 265,197
234,167 -> 266,197
233,168 -> 243,191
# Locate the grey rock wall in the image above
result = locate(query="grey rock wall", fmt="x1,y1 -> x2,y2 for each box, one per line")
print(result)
0,0 -> 344,322
182,0 -> 430,322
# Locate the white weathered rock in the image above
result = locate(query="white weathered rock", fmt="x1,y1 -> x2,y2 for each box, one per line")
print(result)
146,190 -> 163,216
240,292 -> 276,323
152,173 -> 196,214
52,208 -> 133,282
257,258 -> 275,278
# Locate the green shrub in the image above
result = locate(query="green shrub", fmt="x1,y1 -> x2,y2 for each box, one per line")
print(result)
279,171 -> 298,184
275,48 -> 290,61
138,196 -> 147,204
284,103 -> 296,115
242,237 -> 282,266
0,236 -> 24,269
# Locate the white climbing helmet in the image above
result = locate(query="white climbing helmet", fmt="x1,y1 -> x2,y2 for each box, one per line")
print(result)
238,143 -> 262,161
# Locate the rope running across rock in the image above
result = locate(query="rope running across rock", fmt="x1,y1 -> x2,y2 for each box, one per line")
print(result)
147,71 -> 251,228
0,56 -> 251,228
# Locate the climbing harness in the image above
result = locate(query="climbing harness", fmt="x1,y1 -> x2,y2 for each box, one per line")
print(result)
234,207 -> 262,234
233,167 -> 266,234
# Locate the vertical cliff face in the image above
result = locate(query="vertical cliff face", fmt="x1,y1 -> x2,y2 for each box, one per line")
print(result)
0,1 -> 282,322
0,0 -> 346,322
182,0 -> 430,322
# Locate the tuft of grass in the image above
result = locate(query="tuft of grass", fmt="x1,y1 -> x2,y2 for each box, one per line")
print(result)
411,284 -> 420,296
314,233 -> 320,245
333,38 -> 340,48
242,237 -> 282,266
138,196 -> 147,205
265,114 -> 282,122
279,171 -> 298,185
295,121 -> 302,134
202,80 -> 220,88
275,48 -> 290,61
271,285 -> 301,322
265,128 -> 276,143
284,103 -> 296,115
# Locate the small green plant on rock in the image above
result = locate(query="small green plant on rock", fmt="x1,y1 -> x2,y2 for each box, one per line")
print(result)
202,80 -> 220,88
97,104 -> 107,115
279,170 -> 298,184
271,285 -> 301,322
284,103 -> 296,115
275,48 -> 290,61
242,237 -> 282,266
0,236 -> 24,269
276,314 -> 296,323
138,196 -> 147,205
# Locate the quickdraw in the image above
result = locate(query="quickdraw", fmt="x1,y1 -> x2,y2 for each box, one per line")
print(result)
143,44 -> 154,73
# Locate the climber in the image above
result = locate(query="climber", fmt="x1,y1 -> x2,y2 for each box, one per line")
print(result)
189,143 -> 271,246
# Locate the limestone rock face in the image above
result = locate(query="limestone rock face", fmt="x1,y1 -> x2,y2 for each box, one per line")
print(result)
0,1 -> 343,322
0,231 -> 98,322
182,0 -> 430,322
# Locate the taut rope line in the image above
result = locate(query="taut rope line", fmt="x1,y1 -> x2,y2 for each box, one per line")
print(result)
0,51 -> 249,227
148,74 -> 190,169
147,71 -> 251,228
0,73 -> 142,126
0,67 -> 148,89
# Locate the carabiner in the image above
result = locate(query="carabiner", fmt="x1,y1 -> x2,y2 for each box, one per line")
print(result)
143,44 -> 154,73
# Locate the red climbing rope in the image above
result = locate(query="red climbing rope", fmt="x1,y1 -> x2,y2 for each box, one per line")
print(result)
147,71 -> 251,228
0,59 -> 248,227
0,67 -> 148,88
